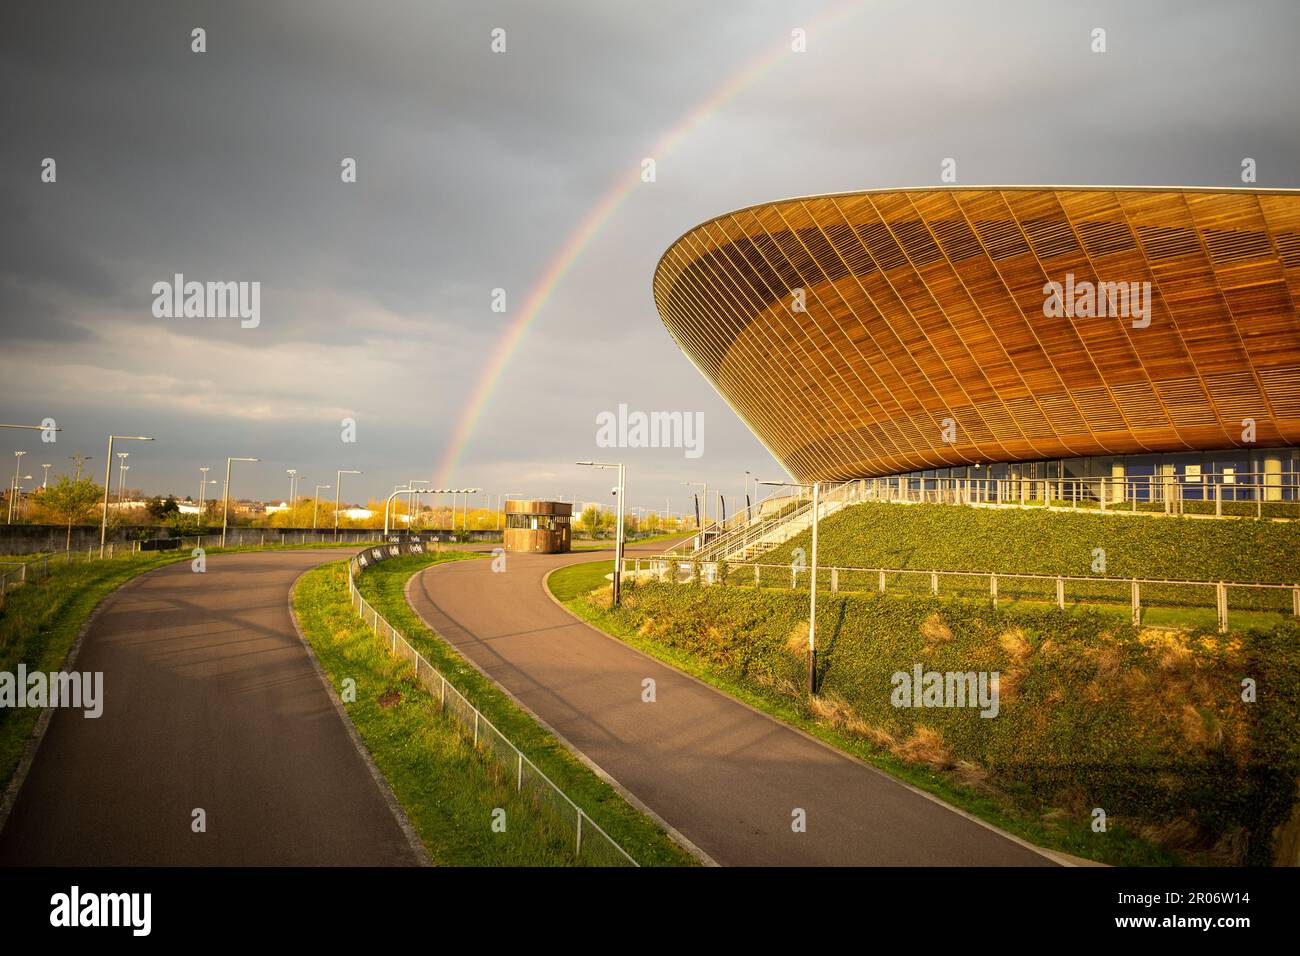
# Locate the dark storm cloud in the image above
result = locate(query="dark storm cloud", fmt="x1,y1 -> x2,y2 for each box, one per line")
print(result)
1,0 -> 1297,507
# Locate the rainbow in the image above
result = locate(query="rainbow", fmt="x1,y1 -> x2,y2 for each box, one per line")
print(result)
433,2 -> 864,485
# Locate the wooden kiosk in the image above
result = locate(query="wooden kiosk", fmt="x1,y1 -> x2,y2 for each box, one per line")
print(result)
503,499 -> 572,553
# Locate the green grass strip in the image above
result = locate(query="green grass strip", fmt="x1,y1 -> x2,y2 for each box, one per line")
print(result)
294,558 -> 604,865
356,552 -> 697,867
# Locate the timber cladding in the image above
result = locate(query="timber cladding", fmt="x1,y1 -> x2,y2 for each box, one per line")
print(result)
503,499 -> 573,553
653,186 -> 1300,481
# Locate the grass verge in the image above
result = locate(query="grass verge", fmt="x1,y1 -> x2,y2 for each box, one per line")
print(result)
294,558 -> 610,865
356,552 -> 697,867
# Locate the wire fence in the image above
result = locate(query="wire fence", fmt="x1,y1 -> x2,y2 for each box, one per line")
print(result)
346,545 -> 637,867
633,557 -> 1300,633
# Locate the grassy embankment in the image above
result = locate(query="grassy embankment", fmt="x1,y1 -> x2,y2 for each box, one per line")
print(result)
758,502 -> 1300,630
337,552 -> 697,867
553,547 -> 1300,866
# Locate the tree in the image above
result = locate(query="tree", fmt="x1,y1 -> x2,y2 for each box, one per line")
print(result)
580,505 -> 602,539
146,495 -> 179,521
40,476 -> 103,550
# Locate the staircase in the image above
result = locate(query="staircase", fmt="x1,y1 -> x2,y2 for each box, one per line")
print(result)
660,479 -> 872,566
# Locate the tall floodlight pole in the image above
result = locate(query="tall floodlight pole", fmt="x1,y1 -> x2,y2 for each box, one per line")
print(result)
100,435 -> 153,556
221,457 -> 259,548
430,488 -> 480,536
199,467 -> 210,510
578,461 -> 625,605
334,470 -> 362,539
41,463 -> 51,489
760,478 -> 818,693
8,451 -> 26,524
408,479 -> 430,532
312,484 -> 331,530
287,469 -> 298,509
496,491 -> 523,531
115,452 -> 131,512
682,480 -> 708,531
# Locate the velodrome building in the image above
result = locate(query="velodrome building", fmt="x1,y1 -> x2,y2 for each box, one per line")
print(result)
653,187 -> 1300,500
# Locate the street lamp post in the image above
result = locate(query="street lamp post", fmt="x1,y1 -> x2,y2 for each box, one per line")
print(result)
408,480 -> 430,532
312,484 -> 332,530
682,480 -> 708,531
578,461 -> 625,605
100,435 -> 154,557
8,451 -> 26,524
221,457 -> 259,548
15,476 -> 33,520
334,470 -> 362,539
496,491 -> 523,531
759,478 -> 819,693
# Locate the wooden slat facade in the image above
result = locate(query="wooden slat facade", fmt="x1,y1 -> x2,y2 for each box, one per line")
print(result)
654,187 -> 1300,481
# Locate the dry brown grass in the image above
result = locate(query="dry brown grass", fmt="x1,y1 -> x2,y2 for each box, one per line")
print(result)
784,621 -> 809,657
920,612 -> 952,645
1179,704 -> 1224,749
1139,818 -> 1201,853
896,726 -> 953,770
998,628 -> 1031,661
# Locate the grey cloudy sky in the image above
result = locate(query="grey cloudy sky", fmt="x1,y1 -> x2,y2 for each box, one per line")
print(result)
2,0 -> 1298,513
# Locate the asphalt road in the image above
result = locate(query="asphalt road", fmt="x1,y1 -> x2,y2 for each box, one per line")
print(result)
407,540 -> 1057,867
0,549 -> 422,866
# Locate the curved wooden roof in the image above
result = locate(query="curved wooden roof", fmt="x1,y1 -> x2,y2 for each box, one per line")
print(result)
653,187 -> 1300,480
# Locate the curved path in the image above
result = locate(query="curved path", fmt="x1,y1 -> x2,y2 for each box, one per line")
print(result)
407,542 -> 1057,867
0,549 -> 422,866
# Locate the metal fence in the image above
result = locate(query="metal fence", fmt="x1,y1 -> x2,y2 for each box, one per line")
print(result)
858,473 -> 1300,518
633,557 -> 1300,633
0,546 -> 162,608
345,547 -> 637,866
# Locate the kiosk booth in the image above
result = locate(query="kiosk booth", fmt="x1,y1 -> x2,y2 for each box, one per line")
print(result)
503,499 -> 572,553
